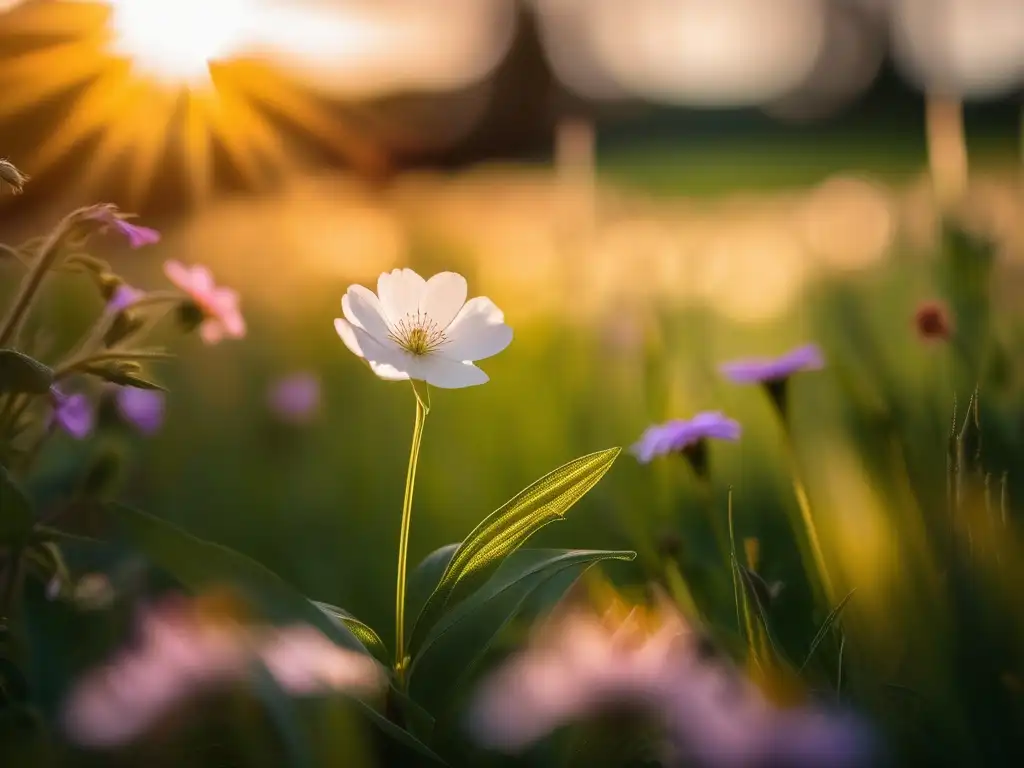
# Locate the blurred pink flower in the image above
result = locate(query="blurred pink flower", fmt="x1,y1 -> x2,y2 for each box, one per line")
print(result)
469,597 -> 873,767
163,260 -> 246,345
61,597 -> 385,748
86,206 -> 161,249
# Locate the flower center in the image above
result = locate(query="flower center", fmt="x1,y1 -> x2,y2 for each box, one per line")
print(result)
389,312 -> 446,357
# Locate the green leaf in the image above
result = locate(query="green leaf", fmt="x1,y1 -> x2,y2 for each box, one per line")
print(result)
311,601 -> 389,665
408,548 -> 635,716
386,681 -> 436,744
82,365 -> 165,391
409,448 -> 620,655
0,350 -> 54,395
101,504 -> 446,763
0,465 -> 35,544
367,705 -> 449,765
102,504 -> 363,649
249,662 -> 314,768
407,543 -> 458,634
739,564 -> 783,662
800,588 -> 856,672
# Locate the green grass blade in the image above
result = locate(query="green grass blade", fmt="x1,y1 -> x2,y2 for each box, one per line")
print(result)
800,588 -> 856,672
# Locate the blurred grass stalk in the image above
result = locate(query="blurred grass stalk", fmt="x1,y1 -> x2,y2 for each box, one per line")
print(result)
925,95 -> 967,212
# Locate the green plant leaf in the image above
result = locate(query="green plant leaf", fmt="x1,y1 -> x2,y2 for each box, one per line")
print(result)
100,504 -> 446,763
102,504 -> 363,649
800,588 -> 856,671
408,448 -> 620,655
0,350 -> 53,394
387,681 -> 436,745
368,705 -> 449,765
249,662 -> 314,768
408,548 -> 635,716
739,564 -> 783,662
407,543 -> 458,634
82,365 -> 165,391
312,601 -> 389,664
0,465 -> 35,544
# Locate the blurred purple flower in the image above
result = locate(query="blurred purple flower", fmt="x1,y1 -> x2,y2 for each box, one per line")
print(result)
469,595 -> 874,767
116,387 -> 165,435
268,372 -> 321,425
50,389 -> 94,439
107,284 -> 143,313
720,344 -> 825,384
61,596 -> 385,747
87,207 -> 161,249
631,412 -> 740,464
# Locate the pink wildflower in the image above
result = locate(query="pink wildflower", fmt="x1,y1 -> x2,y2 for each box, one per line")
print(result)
163,260 -> 246,345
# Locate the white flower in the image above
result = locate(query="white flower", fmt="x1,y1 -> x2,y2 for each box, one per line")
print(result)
334,269 -> 513,389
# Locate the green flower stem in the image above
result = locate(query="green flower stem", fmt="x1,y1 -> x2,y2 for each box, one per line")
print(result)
394,380 -> 430,684
663,558 -> 700,620
0,216 -> 74,347
63,292 -> 181,365
0,393 -> 31,438
781,436 -> 835,605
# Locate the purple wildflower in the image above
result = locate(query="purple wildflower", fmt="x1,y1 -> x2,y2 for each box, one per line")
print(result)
51,389 -> 94,439
631,412 -> 741,465
720,344 -> 825,384
107,284 -> 144,313
267,372 -> 321,425
116,387 -> 165,435
87,207 -> 161,249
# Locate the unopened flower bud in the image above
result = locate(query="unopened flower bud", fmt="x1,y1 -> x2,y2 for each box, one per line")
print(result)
914,300 -> 953,342
0,158 -> 29,194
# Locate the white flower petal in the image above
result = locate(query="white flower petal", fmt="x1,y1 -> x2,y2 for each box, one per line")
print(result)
439,297 -> 513,362
377,269 -> 425,324
334,318 -> 412,382
369,360 -> 412,381
419,272 -> 467,330
419,357 -> 489,389
334,317 -> 367,359
342,285 -> 391,342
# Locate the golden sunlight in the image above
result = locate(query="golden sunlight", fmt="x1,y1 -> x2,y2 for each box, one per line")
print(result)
105,0 -> 250,86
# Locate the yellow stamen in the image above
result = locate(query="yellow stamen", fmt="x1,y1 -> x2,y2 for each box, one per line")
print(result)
390,311 -> 446,356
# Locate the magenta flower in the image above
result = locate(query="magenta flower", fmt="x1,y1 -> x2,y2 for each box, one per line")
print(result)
267,372 -> 321,425
50,389 -> 94,439
631,412 -> 741,465
106,284 -> 143,314
115,387 -> 165,435
86,207 -> 161,249
164,260 -> 246,345
61,596 -> 385,747
720,344 -> 824,384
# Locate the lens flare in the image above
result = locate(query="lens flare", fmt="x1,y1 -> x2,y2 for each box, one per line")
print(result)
105,0 -> 250,86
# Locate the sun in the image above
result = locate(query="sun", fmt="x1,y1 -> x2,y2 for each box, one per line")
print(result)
0,0 -> 389,208
105,0 -> 250,86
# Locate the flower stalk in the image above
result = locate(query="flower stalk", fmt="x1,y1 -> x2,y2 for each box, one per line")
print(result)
394,380 -> 430,684
0,215 -> 75,347
780,435 -> 834,605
